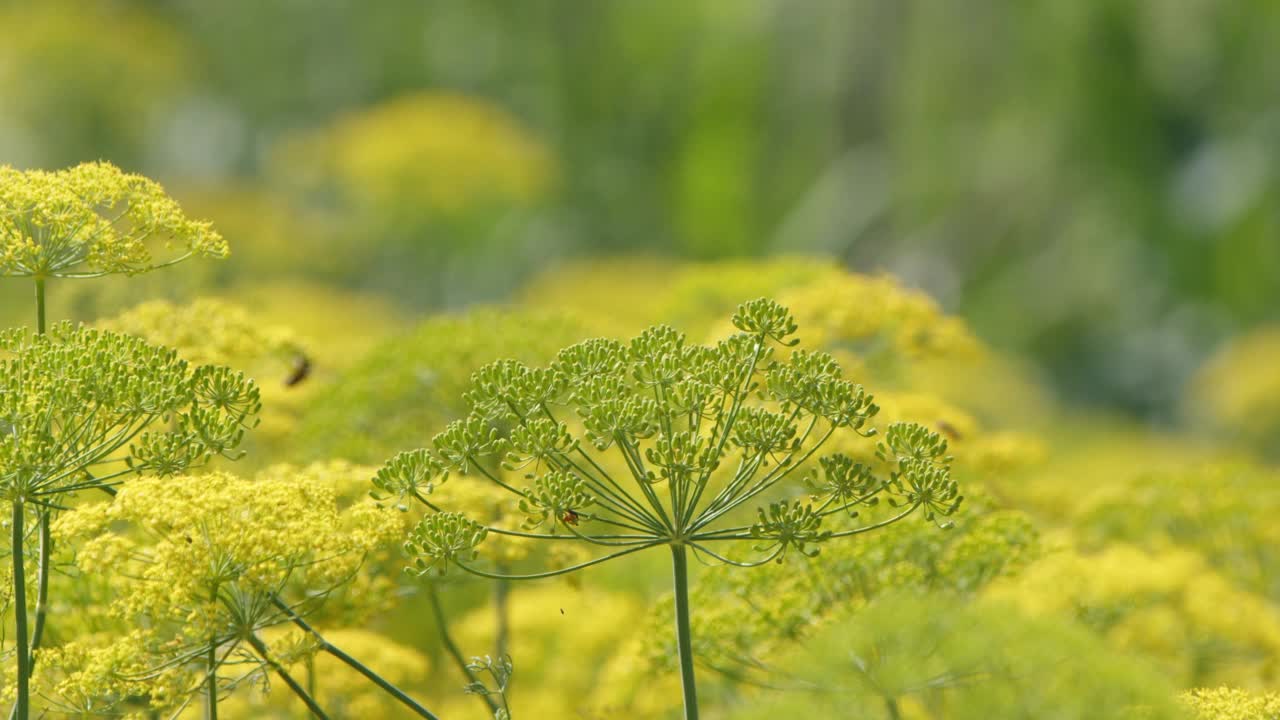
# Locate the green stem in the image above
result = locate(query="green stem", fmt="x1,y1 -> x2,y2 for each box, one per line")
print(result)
494,576 -> 510,660
11,499 -> 29,720
27,512 -> 50,667
34,278 -> 45,335
306,653 -> 316,706
25,278 -> 52,698
245,632 -> 329,719
670,544 -> 699,720
205,642 -> 217,720
427,585 -> 499,715
272,598 -> 441,720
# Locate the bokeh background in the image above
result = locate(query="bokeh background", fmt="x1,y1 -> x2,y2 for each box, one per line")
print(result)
4,2 -> 1280,718
4,0 -> 1278,419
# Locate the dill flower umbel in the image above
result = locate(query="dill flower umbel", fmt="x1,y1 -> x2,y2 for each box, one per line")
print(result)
0,161 -> 226,279
49,471 -> 400,715
376,298 -> 962,720
97,297 -> 302,368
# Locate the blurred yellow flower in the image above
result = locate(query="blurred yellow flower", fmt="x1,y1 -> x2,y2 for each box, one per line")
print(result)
1188,325 -> 1280,456
275,92 -> 554,218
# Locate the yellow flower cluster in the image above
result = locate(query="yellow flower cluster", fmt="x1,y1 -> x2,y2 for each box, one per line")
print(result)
0,162 -> 226,278
98,297 -> 311,455
276,92 -> 554,217
97,297 -> 301,368
985,542 -> 1280,687
1188,325 -> 1280,455
777,272 -> 979,364
53,471 -> 396,656
1182,688 -> 1280,720
35,631 -> 187,718
522,257 -> 979,372
519,256 -> 835,337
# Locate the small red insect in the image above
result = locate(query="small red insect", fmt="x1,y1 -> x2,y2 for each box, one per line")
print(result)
561,509 -> 581,526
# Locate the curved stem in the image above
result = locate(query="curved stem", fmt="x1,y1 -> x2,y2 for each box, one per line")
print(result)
271,597 -> 442,719
484,526 -> 652,543
11,500 -> 29,720
245,632 -> 329,719
426,586 -> 499,716
670,544 -> 699,720
455,540 -> 661,581
688,541 -> 782,568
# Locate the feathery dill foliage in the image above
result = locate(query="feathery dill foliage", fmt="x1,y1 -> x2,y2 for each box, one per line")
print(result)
375,298 -> 963,719
0,161 -> 226,279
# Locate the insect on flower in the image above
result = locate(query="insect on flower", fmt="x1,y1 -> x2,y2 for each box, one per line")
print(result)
561,509 -> 581,526
284,353 -> 313,387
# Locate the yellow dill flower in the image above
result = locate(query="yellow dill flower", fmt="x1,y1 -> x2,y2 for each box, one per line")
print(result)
776,271 -> 980,363
1182,688 -> 1280,719
519,256 -> 836,337
97,298 -> 311,457
1070,461 -> 1280,598
56,472 -> 377,630
34,630 -> 186,717
1188,325 -> 1280,456
0,161 -> 226,278
275,92 -> 553,217
48,471 -> 394,713
522,257 -> 979,374
984,541 -> 1280,687
97,298 -> 302,368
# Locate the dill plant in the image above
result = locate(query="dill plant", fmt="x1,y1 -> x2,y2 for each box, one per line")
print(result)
374,298 -> 963,719
1,162 -> 442,720
0,161 -> 252,720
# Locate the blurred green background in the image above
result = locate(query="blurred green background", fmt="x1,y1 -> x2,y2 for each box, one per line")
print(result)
2,0 -> 1278,418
